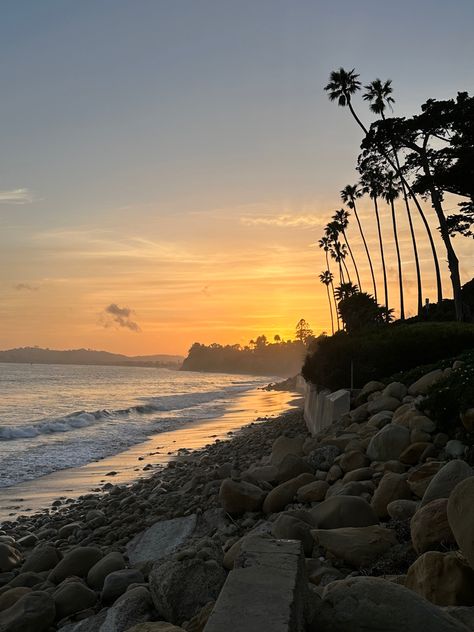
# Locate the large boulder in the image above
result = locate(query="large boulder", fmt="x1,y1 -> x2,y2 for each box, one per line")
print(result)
421,460 -> 473,507
367,396 -> 401,415
0,591 -> 55,632
22,544 -> 61,573
218,479 -> 266,515
383,382 -> 408,400
0,588 -> 31,613
308,576 -> 469,632
149,556 -> 226,624
0,544 -> 22,573
371,472 -> 411,519
262,473 -> 314,514
100,586 -> 154,632
407,461 -> 444,498
448,477 -> 474,569
53,580 -> 97,620
366,424 -> 410,462
48,547 -> 102,584
410,498 -> 455,554
270,435 -> 304,464
102,568 -> 145,605
338,451 -> 369,473
87,551 -> 125,590
274,454 -> 312,483
296,480 -> 330,503
312,525 -> 397,568
408,369 -> 444,395
310,495 -> 378,529
126,515 -> 197,566
406,551 -> 474,606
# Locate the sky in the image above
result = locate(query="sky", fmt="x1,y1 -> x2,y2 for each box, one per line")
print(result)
1,0 -> 473,355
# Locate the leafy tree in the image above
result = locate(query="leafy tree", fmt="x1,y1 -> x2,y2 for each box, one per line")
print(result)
338,292 -> 392,333
295,319 -> 314,345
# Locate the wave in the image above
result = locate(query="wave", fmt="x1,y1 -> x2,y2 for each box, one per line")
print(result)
0,386 -> 254,441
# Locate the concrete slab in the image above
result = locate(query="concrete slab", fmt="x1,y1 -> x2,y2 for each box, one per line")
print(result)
126,514 -> 197,565
203,537 -> 306,632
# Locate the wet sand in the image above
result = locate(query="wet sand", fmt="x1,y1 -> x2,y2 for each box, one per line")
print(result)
0,387 -> 300,522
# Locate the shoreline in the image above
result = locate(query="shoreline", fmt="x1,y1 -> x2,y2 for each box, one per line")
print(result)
0,387 -> 301,522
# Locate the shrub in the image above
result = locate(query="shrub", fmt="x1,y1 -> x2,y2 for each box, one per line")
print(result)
301,322 -> 474,390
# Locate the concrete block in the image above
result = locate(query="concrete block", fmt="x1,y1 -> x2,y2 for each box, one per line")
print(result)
203,538 -> 306,632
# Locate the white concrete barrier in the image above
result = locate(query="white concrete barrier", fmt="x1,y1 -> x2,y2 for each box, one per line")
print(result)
303,383 -> 350,436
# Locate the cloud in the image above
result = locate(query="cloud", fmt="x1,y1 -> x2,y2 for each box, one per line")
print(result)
241,214 -> 324,228
15,283 -> 39,291
0,188 -> 33,204
101,303 -> 141,332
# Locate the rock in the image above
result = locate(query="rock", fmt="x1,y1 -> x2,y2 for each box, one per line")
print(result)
0,588 -> 31,612
383,382 -> 408,400
367,411 -> 393,429
387,499 -> 419,521
86,551 -> 125,590
16,535 -> 37,549
446,440 -> 467,459
407,461 -> 444,498
421,460 -> 473,507
262,473 -> 314,514
0,544 -> 21,573
48,546 -> 102,584
296,480 -> 329,503
408,369 -> 444,395
182,600 -> 214,632
309,576 -> 469,632
448,477 -> 474,569
53,580 -> 97,619
400,442 -> 431,465
274,454 -> 312,483
310,496 -> 378,529
338,450 -> 369,473
366,424 -> 410,462
326,480 -> 374,499
406,551 -> 474,606
270,435 -> 304,465
100,586 -> 154,632
409,415 -> 436,433
219,479 -> 266,515
367,396 -> 401,415
22,544 -> 61,573
58,522 -> 82,539
371,472 -> 411,519
460,408 -> 474,432
326,464 -> 343,484
125,624 -> 186,632
56,609 -> 107,632
102,568 -> 145,605
241,464 -> 277,484
126,515 -> 197,565
359,381 -> 385,400
8,571 -> 43,588
350,403 -> 369,422
443,607 -> 474,631
149,556 -> 226,624
271,513 -> 314,556
410,498 -> 456,554
0,590 -> 55,632
312,525 -> 397,567
306,446 -> 340,471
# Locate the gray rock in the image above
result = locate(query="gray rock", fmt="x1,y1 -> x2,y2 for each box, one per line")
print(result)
271,513 -> 314,556
367,396 -> 401,415
22,544 -> 61,573
310,496 -> 378,529
127,516 -> 196,566
53,580 -> 97,619
422,460 -> 473,507
49,547 -> 103,584
150,556 -> 226,624
309,576 -> 469,632
447,477 -> 474,570
100,586 -> 154,632
408,370 -> 444,396
383,382 -> 408,401
0,590 -> 55,632
445,440 -> 467,459
87,552 -> 125,590
366,424 -> 410,462
387,499 -> 419,520
218,479 -> 266,515
102,569 -> 145,605
0,544 -> 22,573
306,446 -> 340,472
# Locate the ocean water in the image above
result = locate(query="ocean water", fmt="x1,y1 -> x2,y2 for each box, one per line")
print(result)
0,363 -> 274,488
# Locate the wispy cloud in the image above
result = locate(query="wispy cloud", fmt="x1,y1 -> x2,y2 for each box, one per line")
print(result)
241,214 -> 324,228
15,283 -> 39,291
0,188 -> 33,204
100,303 -> 141,332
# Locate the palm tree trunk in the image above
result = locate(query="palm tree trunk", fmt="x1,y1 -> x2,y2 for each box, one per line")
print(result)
325,251 -> 340,330
420,156 -> 463,320
373,195 -> 389,315
326,284 -> 335,334
342,256 -> 352,284
389,198 -> 405,320
353,200 -> 377,301
341,229 -> 362,290
348,101 -> 443,306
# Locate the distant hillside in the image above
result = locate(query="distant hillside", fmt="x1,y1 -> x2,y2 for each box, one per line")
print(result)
181,338 -> 306,377
0,347 -> 183,368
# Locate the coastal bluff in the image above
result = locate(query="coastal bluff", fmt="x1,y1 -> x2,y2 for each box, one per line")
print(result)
0,361 -> 473,631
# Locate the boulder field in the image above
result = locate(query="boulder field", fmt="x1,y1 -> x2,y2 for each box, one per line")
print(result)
0,362 -> 473,631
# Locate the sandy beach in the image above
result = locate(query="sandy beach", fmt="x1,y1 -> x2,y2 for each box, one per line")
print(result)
0,387 -> 301,521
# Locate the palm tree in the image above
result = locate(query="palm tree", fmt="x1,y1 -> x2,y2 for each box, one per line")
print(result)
341,184 -> 378,301
325,221 -> 352,285
334,281 -> 359,302
363,78 -> 424,316
326,68 -> 443,307
382,170 -> 405,320
359,162 -> 389,318
319,270 -> 335,335
318,236 -> 340,330
333,208 -> 362,290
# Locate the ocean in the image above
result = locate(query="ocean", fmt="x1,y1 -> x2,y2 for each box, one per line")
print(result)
0,363 -> 277,490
